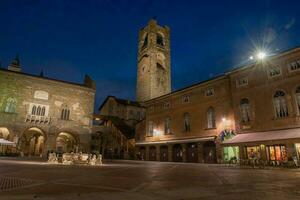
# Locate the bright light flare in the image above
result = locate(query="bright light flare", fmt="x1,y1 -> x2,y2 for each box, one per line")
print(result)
256,51 -> 266,60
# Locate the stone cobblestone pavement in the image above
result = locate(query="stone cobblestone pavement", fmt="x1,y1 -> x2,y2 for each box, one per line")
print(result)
0,158 -> 300,200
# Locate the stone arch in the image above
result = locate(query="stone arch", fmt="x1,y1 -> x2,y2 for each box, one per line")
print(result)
149,146 -> 157,161
55,131 -> 79,154
172,144 -> 183,162
160,145 -> 168,162
19,127 -> 46,157
139,146 -> 146,160
203,141 -> 217,163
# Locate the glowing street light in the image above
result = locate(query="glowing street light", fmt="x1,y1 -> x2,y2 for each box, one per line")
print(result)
256,51 -> 266,60
153,129 -> 160,137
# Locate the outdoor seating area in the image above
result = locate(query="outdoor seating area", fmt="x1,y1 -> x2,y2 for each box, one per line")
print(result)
222,158 -> 300,169
48,152 -> 103,166
0,138 -> 17,156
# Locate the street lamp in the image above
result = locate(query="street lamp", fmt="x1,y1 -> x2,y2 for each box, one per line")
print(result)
256,51 -> 266,60
249,50 -> 268,61
153,129 -> 160,137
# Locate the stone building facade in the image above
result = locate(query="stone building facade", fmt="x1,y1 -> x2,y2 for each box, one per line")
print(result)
135,20 -> 300,164
0,58 -> 95,157
92,96 -> 145,159
136,19 -> 171,102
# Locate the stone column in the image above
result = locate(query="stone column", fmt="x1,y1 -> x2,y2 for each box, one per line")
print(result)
145,146 -> 149,161
197,143 -> 204,163
168,144 -> 173,162
182,143 -> 187,162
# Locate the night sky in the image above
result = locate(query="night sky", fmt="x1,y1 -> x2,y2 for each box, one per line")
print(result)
1,0 -> 300,110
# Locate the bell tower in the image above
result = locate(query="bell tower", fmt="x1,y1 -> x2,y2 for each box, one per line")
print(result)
136,19 -> 171,102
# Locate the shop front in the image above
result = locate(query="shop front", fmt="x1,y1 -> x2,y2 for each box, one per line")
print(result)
222,128 -> 300,166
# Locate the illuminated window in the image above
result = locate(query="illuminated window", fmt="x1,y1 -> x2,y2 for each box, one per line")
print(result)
183,113 -> 191,132
148,121 -> 154,136
266,145 -> 287,161
4,97 -> 17,113
240,98 -> 251,122
207,107 -> 215,129
164,117 -> 171,134
246,146 -> 260,159
273,90 -> 288,118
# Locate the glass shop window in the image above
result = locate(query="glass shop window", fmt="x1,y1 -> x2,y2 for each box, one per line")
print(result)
266,145 -> 287,161
223,146 -> 239,161
246,146 -> 260,159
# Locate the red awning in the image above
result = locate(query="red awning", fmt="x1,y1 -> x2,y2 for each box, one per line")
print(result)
222,128 -> 300,144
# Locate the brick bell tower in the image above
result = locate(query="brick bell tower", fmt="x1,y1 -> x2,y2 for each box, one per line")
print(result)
136,19 -> 171,102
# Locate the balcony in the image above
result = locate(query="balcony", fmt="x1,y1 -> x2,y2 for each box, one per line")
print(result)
25,115 -> 51,124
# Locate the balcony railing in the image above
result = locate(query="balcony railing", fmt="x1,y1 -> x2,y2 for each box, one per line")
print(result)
25,114 -> 51,124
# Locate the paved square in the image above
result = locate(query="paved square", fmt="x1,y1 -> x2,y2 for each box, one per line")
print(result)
1,158 -> 300,200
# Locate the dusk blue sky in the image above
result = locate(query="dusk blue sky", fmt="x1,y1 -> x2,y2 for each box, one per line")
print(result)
1,0 -> 300,110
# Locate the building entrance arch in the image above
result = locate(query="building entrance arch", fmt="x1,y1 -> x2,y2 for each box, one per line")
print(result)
56,132 -> 78,154
19,127 -> 45,156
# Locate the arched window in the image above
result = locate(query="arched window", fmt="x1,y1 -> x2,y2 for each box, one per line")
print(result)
164,117 -> 171,134
41,106 -> 46,116
273,90 -> 289,118
183,113 -> 190,132
296,86 -> 300,114
31,105 -> 37,115
207,107 -> 216,128
4,97 -> 17,113
156,33 -> 164,46
240,98 -> 251,122
61,105 -> 70,120
36,106 -> 41,116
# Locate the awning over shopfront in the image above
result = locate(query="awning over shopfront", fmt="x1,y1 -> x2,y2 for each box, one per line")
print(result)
0,139 -> 15,146
222,128 -> 300,145
136,136 -> 215,146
